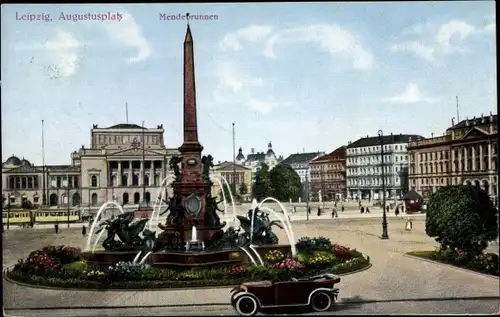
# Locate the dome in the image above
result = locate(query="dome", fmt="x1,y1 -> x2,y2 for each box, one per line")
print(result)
266,142 -> 274,156
21,158 -> 32,166
4,155 -> 22,166
236,147 -> 245,160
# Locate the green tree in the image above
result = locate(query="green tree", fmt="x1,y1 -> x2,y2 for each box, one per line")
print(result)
269,164 -> 302,201
426,185 -> 498,254
252,163 -> 272,201
239,183 -> 248,196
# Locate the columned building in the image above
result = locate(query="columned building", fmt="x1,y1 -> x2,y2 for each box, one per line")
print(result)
408,113 -> 498,203
309,146 -> 346,201
346,133 -> 423,200
2,123 -> 179,208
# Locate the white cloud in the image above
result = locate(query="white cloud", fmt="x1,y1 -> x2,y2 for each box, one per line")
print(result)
435,20 -> 475,47
220,25 -> 273,51
384,83 -> 439,104
100,11 -> 151,63
14,30 -> 83,79
392,19 -> 480,62
263,24 -> 373,70
484,14 -> 496,31
212,61 -> 290,114
391,41 -> 435,62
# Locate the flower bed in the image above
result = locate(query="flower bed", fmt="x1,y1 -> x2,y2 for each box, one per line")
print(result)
407,248 -> 499,276
6,239 -> 371,289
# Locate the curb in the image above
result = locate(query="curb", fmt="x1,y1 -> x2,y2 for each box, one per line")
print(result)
403,253 -> 499,280
3,254 -> 372,292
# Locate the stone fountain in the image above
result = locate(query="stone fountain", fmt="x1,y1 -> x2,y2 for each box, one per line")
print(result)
83,24 -> 295,270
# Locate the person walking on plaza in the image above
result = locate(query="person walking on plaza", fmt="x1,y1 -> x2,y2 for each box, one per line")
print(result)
395,207 -> 400,217
341,205 -> 345,212
386,205 -> 390,213
360,206 -> 365,214
54,222 -> 59,234
308,206 -> 311,214
82,225 -> 87,236
317,207 -> 321,217
366,207 -> 370,214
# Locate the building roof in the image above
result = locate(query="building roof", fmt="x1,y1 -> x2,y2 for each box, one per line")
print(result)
214,161 -> 250,170
403,190 -> 422,201
236,147 -> 245,160
4,155 -> 22,166
281,152 -> 324,165
446,114 -> 497,131
246,153 -> 266,161
3,155 -> 32,167
311,146 -> 346,164
105,123 -> 145,129
347,134 -> 424,149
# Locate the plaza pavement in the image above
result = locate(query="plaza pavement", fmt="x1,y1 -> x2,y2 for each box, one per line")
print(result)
3,217 -> 499,316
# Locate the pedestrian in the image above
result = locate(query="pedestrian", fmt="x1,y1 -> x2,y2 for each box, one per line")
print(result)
82,225 -> 87,236
386,206 -> 390,213
308,206 -> 311,214
366,207 -> 370,214
54,222 -> 59,234
341,205 -> 345,212
317,207 -> 321,217
360,206 -> 365,214
395,207 -> 400,217
334,201 -> 337,208
293,206 -> 297,214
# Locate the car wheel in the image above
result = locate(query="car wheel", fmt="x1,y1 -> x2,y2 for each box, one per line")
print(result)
310,291 -> 332,312
235,295 -> 259,316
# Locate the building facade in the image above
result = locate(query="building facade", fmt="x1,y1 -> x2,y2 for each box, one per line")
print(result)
408,114 -> 498,203
309,146 -> 346,201
2,123 -> 179,208
346,133 -> 423,200
235,142 -> 282,182
211,161 -> 252,200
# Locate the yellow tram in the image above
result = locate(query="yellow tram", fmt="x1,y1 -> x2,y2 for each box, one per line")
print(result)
2,209 -> 81,225
2,210 -> 31,225
32,210 -> 80,223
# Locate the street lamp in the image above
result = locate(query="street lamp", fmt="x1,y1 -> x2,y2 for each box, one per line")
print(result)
378,130 -> 389,239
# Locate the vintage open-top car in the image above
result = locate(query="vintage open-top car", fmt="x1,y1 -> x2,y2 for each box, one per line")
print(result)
230,273 -> 341,316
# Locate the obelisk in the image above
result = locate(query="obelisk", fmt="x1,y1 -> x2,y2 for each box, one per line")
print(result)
178,23 -> 204,183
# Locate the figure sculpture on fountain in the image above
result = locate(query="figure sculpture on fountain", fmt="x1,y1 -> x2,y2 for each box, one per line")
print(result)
169,156 -> 183,182
201,155 -> 214,181
95,212 -> 156,252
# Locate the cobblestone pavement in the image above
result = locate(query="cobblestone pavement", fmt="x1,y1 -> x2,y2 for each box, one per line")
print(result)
3,218 -> 499,316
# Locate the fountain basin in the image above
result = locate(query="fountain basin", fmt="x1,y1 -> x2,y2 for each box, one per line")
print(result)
82,251 -> 141,267
151,249 -> 242,269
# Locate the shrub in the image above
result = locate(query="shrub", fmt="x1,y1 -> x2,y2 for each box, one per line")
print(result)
273,257 -> 304,270
332,244 -> 353,260
264,250 -> 285,264
426,185 -> 498,254
308,251 -> 334,269
42,245 -> 82,264
106,261 -> 150,281
295,236 -> 333,252
61,261 -> 89,279
312,237 -> 333,251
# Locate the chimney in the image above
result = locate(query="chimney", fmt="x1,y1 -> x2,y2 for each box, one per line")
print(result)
481,113 -> 485,124
251,148 -> 255,154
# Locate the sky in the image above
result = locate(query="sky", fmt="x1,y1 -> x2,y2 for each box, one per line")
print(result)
1,2 -> 497,165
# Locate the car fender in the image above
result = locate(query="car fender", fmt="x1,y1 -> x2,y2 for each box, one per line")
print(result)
307,288 -> 336,305
232,291 -> 263,308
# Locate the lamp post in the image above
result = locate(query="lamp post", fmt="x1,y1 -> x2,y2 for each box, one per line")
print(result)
7,193 -> 10,230
378,130 -> 389,239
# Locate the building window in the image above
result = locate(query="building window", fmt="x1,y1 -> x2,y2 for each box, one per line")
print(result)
91,175 -> 98,187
